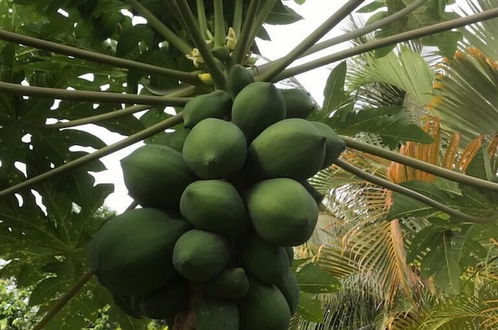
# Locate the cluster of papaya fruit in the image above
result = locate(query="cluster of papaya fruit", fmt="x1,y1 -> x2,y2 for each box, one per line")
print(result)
88,65 -> 346,329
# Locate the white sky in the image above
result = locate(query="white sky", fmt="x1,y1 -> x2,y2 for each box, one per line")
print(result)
91,0 -> 472,213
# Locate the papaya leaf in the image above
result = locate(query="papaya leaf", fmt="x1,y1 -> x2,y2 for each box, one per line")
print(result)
434,232 -> 461,295
297,292 -> 324,323
266,1 -> 303,25
296,263 -> 340,294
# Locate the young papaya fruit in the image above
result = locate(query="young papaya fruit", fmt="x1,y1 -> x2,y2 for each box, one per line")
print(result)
89,208 -> 191,295
196,297 -> 239,330
140,280 -> 189,320
231,82 -> 286,141
239,235 -> 289,285
246,118 -> 326,180
281,88 -> 315,119
239,278 -> 291,330
121,144 -> 197,210
275,271 -> 299,315
245,178 -> 319,246
183,90 -> 232,128
227,64 -> 255,98
205,268 -> 250,300
180,180 -> 249,237
182,118 -> 247,179
172,229 -> 231,281
310,121 -> 346,168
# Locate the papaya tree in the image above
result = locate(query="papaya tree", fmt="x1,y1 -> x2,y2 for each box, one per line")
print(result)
0,0 -> 497,329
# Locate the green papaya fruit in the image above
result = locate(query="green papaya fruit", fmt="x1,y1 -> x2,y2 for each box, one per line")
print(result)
310,121 -> 346,168
239,235 -> 289,285
140,281 -> 189,320
301,180 -> 325,206
183,90 -> 232,128
113,294 -> 142,319
231,82 -> 286,141
285,246 -> 294,264
246,118 -> 326,180
182,118 -> 247,179
180,180 -> 249,237
227,64 -> 255,98
121,144 -> 196,209
275,271 -> 299,315
149,125 -> 190,152
205,268 -> 250,300
197,297 -> 239,330
89,208 -> 191,295
281,88 -> 315,119
246,178 -> 319,246
211,46 -> 231,63
172,230 -> 231,281
239,278 -> 291,330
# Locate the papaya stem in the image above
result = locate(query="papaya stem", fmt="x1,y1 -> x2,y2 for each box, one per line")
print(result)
175,0 -> 227,90
233,0 -> 243,37
125,0 -> 193,54
32,270 -> 95,330
0,114 -> 184,198
0,30 -> 201,85
245,0 -> 279,54
271,7 -> 498,80
213,0 -> 225,48
231,0 -> 260,65
47,86 -> 197,129
334,159 -> 495,224
258,0 -> 365,82
196,0 -> 209,39
257,0 -> 426,73
0,81 -> 191,106
341,136 -> 498,192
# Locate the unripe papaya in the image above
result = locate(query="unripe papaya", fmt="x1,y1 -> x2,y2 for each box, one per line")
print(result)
172,230 -> 231,281
227,64 -> 255,98
140,281 -> 189,319
285,246 -> 294,264
246,118 -> 326,180
231,82 -> 286,141
197,297 -> 239,330
113,295 -> 142,319
281,88 -> 315,119
310,121 -> 346,169
183,90 -> 232,128
180,180 -> 249,237
239,235 -> 289,285
205,268 -> 250,300
89,208 -> 191,295
182,118 -> 247,179
121,144 -> 196,209
246,178 -> 319,246
211,46 -> 231,63
275,271 -> 299,315
239,278 -> 291,330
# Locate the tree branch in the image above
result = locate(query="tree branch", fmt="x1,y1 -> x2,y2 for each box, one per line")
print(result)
32,270 -> 95,330
48,86 -> 198,128
0,81 -> 190,106
0,114 -> 184,197
258,0 -> 365,82
0,30 -> 201,85
257,0 -> 426,73
341,136 -> 498,192
231,0 -> 260,65
175,0 -> 227,90
126,0 -> 192,54
334,159 -> 495,224
271,7 -> 498,80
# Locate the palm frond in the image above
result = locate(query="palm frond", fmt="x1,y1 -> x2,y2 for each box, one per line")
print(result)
459,0 -> 498,59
